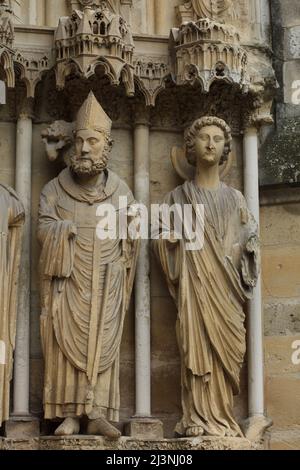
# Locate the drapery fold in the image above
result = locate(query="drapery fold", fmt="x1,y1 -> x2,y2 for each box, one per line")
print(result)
38,169 -> 139,421
0,185 -> 24,426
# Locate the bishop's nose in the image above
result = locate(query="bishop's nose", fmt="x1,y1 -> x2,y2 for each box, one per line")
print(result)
81,140 -> 90,154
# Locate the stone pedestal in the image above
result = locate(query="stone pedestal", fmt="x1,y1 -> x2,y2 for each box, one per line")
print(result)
0,435 -> 264,451
125,418 -> 164,440
4,416 -> 40,439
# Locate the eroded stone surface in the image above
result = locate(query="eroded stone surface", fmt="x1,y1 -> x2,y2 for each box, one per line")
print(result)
0,436 -> 263,451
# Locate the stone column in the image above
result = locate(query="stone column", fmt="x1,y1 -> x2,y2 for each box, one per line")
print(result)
0,80 -> 6,104
45,0 -> 67,27
242,126 -> 271,439
28,0 -> 37,25
154,0 -> 168,35
5,100 -> 39,438
146,0 -> 155,35
36,0 -> 46,26
126,106 -> 163,439
134,117 -> 151,419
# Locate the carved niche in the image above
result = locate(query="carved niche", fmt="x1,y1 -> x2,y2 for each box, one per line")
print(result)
55,0 -> 135,96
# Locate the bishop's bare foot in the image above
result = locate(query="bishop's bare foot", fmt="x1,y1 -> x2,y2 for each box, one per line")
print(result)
54,417 -> 80,436
186,426 -> 204,437
87,417 -> 121,439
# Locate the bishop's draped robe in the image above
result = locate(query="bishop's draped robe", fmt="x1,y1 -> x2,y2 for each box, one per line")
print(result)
153,181 -> 259,437
0,184 -> 24,426
38,168 -> 139,422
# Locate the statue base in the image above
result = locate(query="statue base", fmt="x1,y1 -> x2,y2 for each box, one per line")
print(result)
241,415 -> 273,441
0,435 -> 263,450
4,415 -> 40,439
125,418 -> 164,440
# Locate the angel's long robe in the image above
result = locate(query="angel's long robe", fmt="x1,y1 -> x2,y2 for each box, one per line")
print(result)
153,181 -> 259,437
38,168 -> 139,422
0,184 -> 24,426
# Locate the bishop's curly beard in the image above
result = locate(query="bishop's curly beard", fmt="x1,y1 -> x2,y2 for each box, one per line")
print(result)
70,135 -> 112,177
70,150 -> 109,177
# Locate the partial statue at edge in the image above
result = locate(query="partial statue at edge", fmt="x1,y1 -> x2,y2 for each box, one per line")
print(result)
76,0 -> 120,13
0,183 -> 24,426
38,92 -> 139,437
153,117 -> 259,438
187,0 -> 237,21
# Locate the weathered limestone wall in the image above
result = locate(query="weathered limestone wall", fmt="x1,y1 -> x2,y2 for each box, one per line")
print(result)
259,1 -> 300,448
261,0 -> 300,185
11,0 -> 272,40
261,201 -> 300,449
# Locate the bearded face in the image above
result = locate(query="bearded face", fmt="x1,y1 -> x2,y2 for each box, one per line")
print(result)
70,129 -> 111,177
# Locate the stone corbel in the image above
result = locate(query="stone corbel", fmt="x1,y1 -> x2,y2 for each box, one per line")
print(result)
243,78 -> 278,130
134,56 -> 170,107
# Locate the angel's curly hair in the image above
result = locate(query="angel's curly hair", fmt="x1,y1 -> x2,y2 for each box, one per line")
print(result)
185,116 -> 232,166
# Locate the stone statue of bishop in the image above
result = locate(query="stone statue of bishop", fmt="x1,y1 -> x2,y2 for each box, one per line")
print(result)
38,92 -> 139,437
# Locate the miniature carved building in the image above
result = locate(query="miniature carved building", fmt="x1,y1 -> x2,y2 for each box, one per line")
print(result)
55,0 -> 135,93
170,17 -> 248,90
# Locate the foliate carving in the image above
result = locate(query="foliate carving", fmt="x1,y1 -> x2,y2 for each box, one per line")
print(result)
41,120 -> 75,165
170,17 -> 249,92
0,0 -> 15,88
55,0 -> 135,96
14,50 -> 52,98
134,56 -> 170,107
